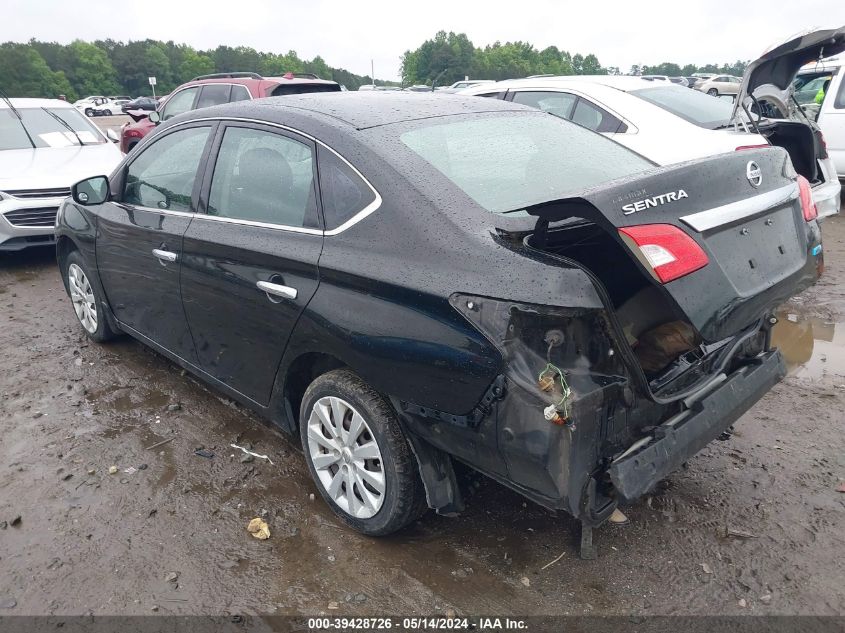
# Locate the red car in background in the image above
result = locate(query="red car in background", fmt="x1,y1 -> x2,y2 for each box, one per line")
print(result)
121,72 -> 340,153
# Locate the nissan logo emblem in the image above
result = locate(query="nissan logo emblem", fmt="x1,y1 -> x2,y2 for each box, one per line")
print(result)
746,161 -> 762,188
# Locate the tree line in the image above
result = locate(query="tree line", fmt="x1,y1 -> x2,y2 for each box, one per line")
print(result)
401,31 -> 748,86
0,38 -> 392,101
0,34 -> 751,102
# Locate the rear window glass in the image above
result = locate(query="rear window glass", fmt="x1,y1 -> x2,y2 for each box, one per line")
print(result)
271,83 -> 341,96
399,113 -> 651,215
630,85 -> 733,129
317,146 -> 377,230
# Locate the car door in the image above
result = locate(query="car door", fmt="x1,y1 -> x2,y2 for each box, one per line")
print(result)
96,122 -> 216,362
180,122 -> 323,404
818,71 -> 845,175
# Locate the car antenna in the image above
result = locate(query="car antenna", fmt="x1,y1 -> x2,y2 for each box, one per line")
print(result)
40,107 -> 84,146
0,87 -> 36,148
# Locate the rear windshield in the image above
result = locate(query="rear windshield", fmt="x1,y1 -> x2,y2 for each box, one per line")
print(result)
630,85 -> 734,129
399,113 -> 652,214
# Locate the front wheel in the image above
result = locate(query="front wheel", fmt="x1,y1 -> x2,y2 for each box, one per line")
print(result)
63,251 -> 119,343
84,108 -> 94,117
300,369 -> 427,535
103,109 -> 112,116
707,88 -> 719,96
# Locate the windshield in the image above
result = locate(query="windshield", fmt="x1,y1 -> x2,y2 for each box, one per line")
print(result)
630,85 -> 734,129
0,107 -> 104,150
399,113 -> 652,214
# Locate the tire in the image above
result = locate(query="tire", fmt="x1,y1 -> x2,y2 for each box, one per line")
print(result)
707,88 -> 718,97
300,369 -> 427,535
126,140 -> 139,153
104,109 -> 112,116
84,108 -> 94,117
62,250 -> 119,343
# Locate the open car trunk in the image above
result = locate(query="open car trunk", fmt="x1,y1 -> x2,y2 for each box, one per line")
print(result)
756,119 -> 822,184
524,146 -> 821,402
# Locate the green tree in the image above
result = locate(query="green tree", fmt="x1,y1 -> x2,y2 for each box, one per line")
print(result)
60,40 -> 121,96
178,50 -> 215,83
0,43 -> 74,99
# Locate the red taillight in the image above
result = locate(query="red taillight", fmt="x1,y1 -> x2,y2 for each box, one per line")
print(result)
735,144 -> 770,151
619,224 -> 709,284
797,175 -> 817,222
125,129 -> 141,138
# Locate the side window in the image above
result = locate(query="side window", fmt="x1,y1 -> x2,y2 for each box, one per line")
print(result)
195,84 -> 231,109
161,87 -> 199,121
123,126 -> 210,211
476,91 -> 507,99
571,99 -> 626,133
835,74 -> 845,109
511,91 -> 577,120
317,146 -> 377,230
208,126 -> 319,228
229,84 -> 251,102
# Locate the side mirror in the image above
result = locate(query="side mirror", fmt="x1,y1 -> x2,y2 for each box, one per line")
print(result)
148,111 -> 161,124
72,176 -> 110,206
106,128 -> 120,143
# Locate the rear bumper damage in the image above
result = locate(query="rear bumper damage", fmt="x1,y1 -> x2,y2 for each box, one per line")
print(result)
609,349 -> 785,502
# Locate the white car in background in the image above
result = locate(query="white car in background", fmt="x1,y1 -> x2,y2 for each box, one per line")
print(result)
73,96 -> 106,117
695,75 -> 742,97
0,98 -> 123,251
89,99 -> 129,117
459,72 -> 840,217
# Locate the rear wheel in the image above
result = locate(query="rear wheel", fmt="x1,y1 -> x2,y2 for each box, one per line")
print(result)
63,251 -> 119,343
707,88 -> 719,96
103,109 -> 112,116
300,369 -> 427,535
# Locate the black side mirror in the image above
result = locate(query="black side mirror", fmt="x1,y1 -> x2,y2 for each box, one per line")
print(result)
72,176 -> 110,206
149,111 -> 161,124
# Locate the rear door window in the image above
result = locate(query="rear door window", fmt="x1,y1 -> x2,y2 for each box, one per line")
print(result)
123,126 -> 211,211
207,126 -> 319,229
511,91 -> 577,119
229,84 -> 251,102
317,146 -> 377,230
196,84 -> 231,109
571,99 -> 626,133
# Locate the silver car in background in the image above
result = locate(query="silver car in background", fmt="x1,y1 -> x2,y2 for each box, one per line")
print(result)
0,98 -> 123,251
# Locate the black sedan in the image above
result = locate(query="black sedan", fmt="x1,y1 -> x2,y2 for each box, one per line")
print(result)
57,93 -> 822,551
121,96 -> 158,113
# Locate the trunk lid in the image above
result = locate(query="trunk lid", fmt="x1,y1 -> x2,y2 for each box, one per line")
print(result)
526,147 -> 820,344
732,26 -> 845,122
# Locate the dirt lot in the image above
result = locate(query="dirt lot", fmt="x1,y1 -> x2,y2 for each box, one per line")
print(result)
0,213 -> 844,617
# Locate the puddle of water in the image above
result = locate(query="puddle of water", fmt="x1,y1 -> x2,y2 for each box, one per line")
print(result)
771,309 -> 845,378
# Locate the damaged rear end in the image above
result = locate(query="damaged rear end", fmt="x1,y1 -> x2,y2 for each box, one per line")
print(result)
459,147 -> 822,524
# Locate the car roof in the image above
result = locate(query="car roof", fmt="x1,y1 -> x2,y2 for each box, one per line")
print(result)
2,98 -> 74,109
458,75 -> 660,95
185,92 -> 529,130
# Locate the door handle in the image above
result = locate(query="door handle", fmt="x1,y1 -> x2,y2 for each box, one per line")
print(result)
257,280 -> 298,301
152,248 -> 178,263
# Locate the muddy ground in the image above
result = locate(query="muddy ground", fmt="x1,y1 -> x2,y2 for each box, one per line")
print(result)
0,214 -> 843,618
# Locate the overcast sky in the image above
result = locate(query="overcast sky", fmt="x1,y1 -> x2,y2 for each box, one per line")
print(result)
8,0 -> 845,80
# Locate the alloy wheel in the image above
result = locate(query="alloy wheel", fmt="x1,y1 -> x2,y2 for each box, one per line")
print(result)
306,396 -> 386,519
68,263 -> 98,334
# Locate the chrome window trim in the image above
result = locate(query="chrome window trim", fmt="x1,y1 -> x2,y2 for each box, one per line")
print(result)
116,203 -> 196,218
163,116 -> 383,236
679,183 -> 799,232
